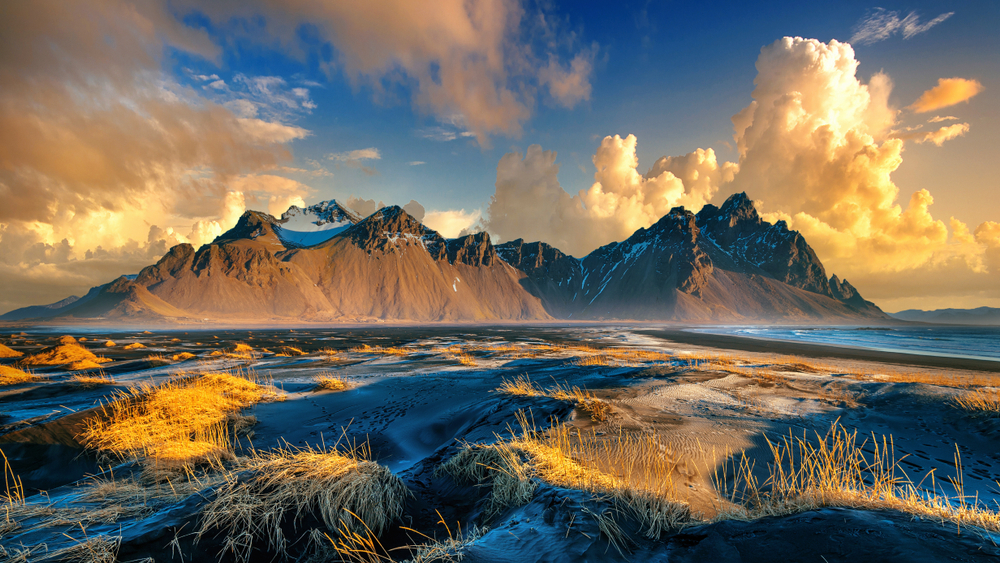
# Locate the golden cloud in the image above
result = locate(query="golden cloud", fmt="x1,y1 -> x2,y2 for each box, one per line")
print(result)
909,78 -> 984,113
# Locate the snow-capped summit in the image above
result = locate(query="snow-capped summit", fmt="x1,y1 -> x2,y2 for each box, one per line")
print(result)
275,200 -> 362,248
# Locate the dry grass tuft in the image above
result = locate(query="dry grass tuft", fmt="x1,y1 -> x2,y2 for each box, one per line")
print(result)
103,340 -> 116,347
715,423 -> 1000,532
448,352 -> 478,367
66,359 -> 109,372
172,352 -> 197,361
275,346 -> 307,357
80,370 -> 281,474
20,336 -> 111,368
351,344 -> 410,357
198,442 -> 409,563
0,365 -> 38,386
952,388 -> 1000,417
0,343 -> 22,358
496,376 -> 611,422
315,375 -> 350,392
438,412 -> 688,536
144,353 -> 171,366
69,371 -> 118,387
47,533 -> 121,563
123,342 -> 146,350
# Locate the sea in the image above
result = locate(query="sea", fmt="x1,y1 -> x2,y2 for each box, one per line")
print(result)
688,325 -> 1000,363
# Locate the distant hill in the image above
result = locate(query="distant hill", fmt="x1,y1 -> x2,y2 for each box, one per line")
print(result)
1,193 -> 889,324
890,307 -> 1000,325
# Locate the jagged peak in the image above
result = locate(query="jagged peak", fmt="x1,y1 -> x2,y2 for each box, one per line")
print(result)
719,192 -> 758,219
280,199 -> 361,225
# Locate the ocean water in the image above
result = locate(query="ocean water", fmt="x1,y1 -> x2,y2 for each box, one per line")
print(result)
689,325 -> 1000,362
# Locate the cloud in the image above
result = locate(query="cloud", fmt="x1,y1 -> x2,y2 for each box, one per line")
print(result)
0,0 -> 308,313
187,0 -> 595,144
482,36 -> 997,307
850,8 -> 953,45
909,78 -> 984,113
408,161 -> 426,166
327,148 -> 381,175
344,197 -> 386,218
928,115 -> 959,123
416,126 -> 477,142
483,138 -> 734,256
425,209 -> 482,238
895,122 -> 970,146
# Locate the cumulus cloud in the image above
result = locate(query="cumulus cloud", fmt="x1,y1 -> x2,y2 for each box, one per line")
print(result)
850,8 -> 953,45
909,78 -> 984,113
425,209 -> 482,238
344,197 -> 386,218
0,0 -> 308,313
186,0 -> 595,144
484,138 -> 734,256
482,36 -> 997,307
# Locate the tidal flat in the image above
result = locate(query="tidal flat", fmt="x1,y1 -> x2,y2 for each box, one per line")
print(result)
1,325 -> 1000,562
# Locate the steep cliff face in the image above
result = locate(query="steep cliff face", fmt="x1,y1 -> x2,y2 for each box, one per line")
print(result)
494,239 -> 583,318
492,193 -> 888,322
696,193 -> 832,297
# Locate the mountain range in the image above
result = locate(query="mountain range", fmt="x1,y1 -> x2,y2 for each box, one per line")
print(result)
890,307 -> 1000,326
1,194 -> 888,324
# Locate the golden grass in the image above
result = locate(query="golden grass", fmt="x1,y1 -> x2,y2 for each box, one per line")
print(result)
715,423 -> 1000,532
952,388 -> 1000,416
46,533 -> 121,563
448,352 -> 478,367
80,370 -> 281,475
496,375 -> 611,422
351,344 -> 410,357
0,365 -> 38,386
123,342 -> 146,350
172,352 -> 197,361
438,412 -> 688,536
319,347 -> 341,360
20,336 -> 111,367
0,343 -> 22,358
69,371 -> 118,387
198,442 -> 409,563
315,375 -> 350,392
275,346 -> 306,356
144,353 -> 171,366
103,340 -> 116,347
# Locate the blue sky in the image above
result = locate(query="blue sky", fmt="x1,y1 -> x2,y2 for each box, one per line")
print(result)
0,0 -> 997,313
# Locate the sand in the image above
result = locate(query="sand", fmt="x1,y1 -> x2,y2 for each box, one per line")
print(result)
1,326 -> 999,562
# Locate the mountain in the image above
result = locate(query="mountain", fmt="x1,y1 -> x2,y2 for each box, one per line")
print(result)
890,307 -> 1000,325
497,194 -> 885,322
1,194 -> 889,324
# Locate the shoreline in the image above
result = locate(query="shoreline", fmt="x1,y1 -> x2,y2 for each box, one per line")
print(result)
640,328 -> 1000,373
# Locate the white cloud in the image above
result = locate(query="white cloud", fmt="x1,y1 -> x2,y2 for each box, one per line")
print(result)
408,161 -> 426,166
895,122 -> 970,146
928,115 -> 959,123
851,8 -> 953,45
425,209 -> 482,238
327,148 -> 381,162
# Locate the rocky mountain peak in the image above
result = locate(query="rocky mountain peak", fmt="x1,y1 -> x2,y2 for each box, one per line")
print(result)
213,210 -> 282,246
280,199 -> 360,226
446,232 -> 497,266
346,206 -> 445,255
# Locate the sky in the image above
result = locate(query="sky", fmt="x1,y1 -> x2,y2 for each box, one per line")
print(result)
0,0 -> 997,314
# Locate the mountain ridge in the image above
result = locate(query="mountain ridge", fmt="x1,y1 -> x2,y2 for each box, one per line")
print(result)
1,194 -> 889,324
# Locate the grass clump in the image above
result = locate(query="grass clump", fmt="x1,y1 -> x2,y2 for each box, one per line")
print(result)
351,344 -> 410,357
0,365 -> 38,386
198,442 -> 409,563
172,352 -> 197,361
496,375 -> 611,422
0,343 -> 22,358
315,375 -> 350,392
20,335 -> 111,368
275,346 -> 307,357
80,370 -> 282,475
952,388 -> 1000,417
438,412 -> 688,536
69,371 -> 118,387
716,422 -> 1000,532
123,342 -> 146,350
